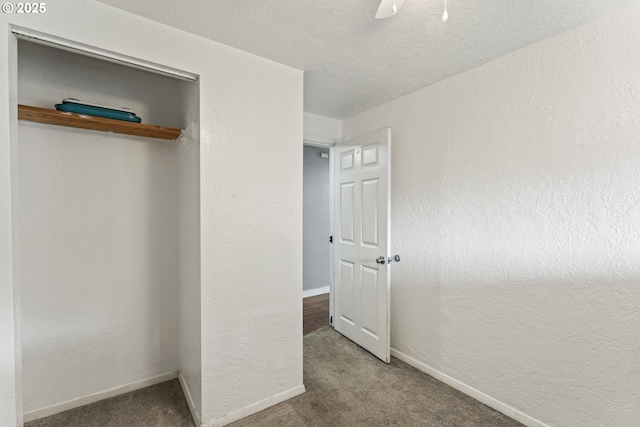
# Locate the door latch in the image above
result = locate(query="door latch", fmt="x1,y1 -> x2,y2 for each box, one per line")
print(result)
329,235 -> 333,244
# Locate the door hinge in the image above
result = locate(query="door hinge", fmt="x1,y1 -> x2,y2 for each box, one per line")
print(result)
329,235 -> 333,243
330,315 -> 333,324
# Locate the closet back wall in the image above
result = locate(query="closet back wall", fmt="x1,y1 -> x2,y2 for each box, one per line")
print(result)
18,41 -> 183,414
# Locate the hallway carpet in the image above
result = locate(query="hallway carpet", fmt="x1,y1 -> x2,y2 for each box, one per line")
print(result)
230,327 -> 522,426
27,327 -> 523,427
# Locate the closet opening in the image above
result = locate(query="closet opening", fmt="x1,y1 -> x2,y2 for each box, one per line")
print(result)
15,37 -> 201,423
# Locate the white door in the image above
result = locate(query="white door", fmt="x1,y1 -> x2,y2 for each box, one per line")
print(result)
333,127 -> 391,363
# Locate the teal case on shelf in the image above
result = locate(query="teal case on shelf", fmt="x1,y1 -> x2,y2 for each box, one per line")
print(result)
55,103 -> 142,123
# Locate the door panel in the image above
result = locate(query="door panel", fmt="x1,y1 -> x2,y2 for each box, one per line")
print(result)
340,182 -> 354,243
341,149 -> 355,171
333,128 -> 391,363
339,260 -> 355,324
361,265 -> 379,336
362,144 -> 379,167
361,179 -> 379,247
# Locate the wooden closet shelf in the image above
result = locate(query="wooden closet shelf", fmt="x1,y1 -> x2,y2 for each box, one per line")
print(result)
18,105 -> 182,141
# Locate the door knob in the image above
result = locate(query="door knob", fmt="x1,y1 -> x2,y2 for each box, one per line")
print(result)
376,256 -> 386,265
388,255 -> 401,264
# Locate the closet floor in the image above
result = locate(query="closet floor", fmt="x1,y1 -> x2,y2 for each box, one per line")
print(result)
28,292 -> 330,427
25,379 -> 194,427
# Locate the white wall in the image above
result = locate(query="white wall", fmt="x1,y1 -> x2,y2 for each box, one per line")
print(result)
304,112 -> 341,145
0,27 -> 20,427
17,41 -> 183,415
177,86 -> 202,422
342,4 -> 640,427
303,146 -> 330,293
199,47 -> 304,424
0,1 -> 303,426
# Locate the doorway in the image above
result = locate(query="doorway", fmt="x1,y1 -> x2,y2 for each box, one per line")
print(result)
302,144 -> 332,334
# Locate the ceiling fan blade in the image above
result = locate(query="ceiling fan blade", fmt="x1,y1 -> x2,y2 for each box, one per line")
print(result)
375,0 -> 405,19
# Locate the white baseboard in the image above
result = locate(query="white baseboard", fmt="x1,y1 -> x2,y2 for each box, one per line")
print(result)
302,286 -> 330,299
390,349 -> 551,427
23,370 -> 179,423
178,372 -> 202,426
202,384 -> 306,427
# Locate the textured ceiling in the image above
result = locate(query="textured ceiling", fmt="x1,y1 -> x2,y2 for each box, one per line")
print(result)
97,0 -> 637,119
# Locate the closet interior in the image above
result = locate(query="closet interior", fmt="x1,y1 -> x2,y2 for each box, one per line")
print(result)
16,39 -> 201,422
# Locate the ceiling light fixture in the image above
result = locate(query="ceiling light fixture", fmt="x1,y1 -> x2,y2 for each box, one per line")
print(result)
375,0 -> 448,22
375,0 -> 405,19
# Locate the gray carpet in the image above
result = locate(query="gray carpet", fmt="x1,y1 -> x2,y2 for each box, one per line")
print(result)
230,327 -> 522,426
27,327 -> 523,427
24,380 -> 194,427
